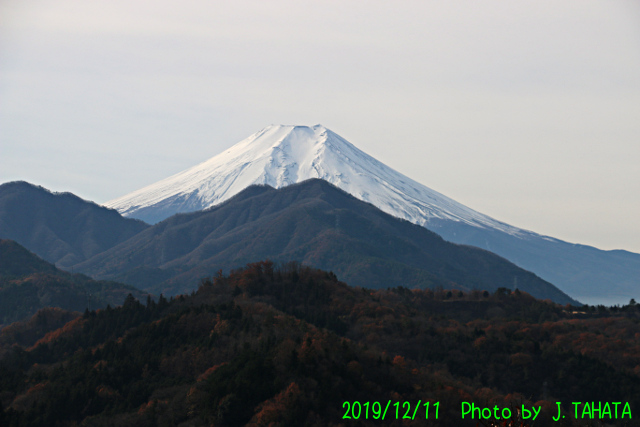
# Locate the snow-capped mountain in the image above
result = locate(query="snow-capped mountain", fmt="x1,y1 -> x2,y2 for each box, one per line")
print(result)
105,124 -> 520,234
105,124 -> 640,305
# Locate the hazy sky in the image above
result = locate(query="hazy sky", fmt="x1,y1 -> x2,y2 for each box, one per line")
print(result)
1,0 -> 639,252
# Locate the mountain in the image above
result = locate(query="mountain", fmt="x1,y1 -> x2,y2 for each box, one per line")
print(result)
104,125 -> 640,305
80,179 -> 575,304
105,124 -> 516,232
0,307 -> 80,354
0,181 -> 149,269
0,239 -> 149,326
0,262 -> 637,426
429,220 -> 640,307
0,238 -> 57,277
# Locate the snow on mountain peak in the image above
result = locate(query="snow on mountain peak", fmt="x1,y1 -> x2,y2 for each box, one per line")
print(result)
104,125 -> 522,235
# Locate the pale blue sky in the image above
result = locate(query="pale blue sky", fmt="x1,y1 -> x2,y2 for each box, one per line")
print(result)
1,0 -> 639,252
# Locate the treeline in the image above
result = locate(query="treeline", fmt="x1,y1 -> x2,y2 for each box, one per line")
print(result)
0,260 -> 638,426
0,239 -> 149,326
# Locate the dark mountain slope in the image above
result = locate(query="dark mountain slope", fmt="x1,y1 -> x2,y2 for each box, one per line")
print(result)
101,124 -> 640,306
430,219 -> 640,306
0,262 -> 636,426
0,239 -> 149,326
76,179 -> 576,304
0,181 -> 149,269
0,239 -> 57,277
0,307 -> 80,354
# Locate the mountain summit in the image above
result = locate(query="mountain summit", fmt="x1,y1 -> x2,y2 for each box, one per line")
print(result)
90,179 -> 576,304
105,124 -> 640,304
105,124 -> 517,234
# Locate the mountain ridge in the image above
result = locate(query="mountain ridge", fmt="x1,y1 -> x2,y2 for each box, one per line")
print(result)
104,124 -> 521,235
102,125 -> 640,304
80,179 -> 577,304
0,239 -> 149,325
0,181 -> 149,269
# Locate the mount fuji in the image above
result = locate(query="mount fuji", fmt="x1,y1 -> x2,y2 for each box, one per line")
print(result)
105,125 -> 640,304
105,125 -> 518,233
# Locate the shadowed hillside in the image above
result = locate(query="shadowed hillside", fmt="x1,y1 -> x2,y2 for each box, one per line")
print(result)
0,239 -> 150,326
0,261 -> 636,426
0,181 -> 149,269
76,179 -> 576,304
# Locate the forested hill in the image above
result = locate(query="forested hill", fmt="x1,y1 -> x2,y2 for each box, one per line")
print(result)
0,181 -> 149,269
0,260 -> 637,426
0,239 -> 149,326
76,179 -> 576,304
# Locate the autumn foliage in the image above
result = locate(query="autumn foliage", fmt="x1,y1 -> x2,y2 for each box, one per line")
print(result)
0,260 -> 638,426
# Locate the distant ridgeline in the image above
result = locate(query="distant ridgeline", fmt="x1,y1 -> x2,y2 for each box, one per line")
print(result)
74,179 -> 577,304
0,261 -> 638,425
0,181 -> 149,269
100,124 -> 640,306
0,239 -> 149,326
